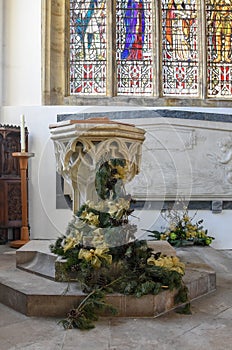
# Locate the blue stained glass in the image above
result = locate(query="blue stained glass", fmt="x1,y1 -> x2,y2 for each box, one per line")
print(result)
70,0 -> 107,94
121,0 -> 145,60
116,0 -> 153,95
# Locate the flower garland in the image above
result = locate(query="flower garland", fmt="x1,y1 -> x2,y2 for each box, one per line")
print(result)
50,159 -> 188,329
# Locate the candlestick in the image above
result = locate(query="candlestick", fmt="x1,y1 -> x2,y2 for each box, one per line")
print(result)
10,152 -> 35,248
20,114 -> 26,152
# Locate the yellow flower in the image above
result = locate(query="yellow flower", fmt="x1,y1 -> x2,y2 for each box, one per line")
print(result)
78,247 -> 112,268
63,233 -> 82,253
117,198 -> 130,210
169,224 -> 176,231
108,202 -> 119,216
108,198 -> 130,219
147,255 -> 185,275
197,230 -> 206,238
183,215 -> 190,222
84,212 -> 99,226
80,209 -> 88,220
186,224 -> 193,229
112,163 -> 129,181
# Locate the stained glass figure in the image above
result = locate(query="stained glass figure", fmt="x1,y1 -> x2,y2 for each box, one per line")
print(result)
162,0 -> 198,96
69,0 -> 232,100
70,0 -> 106,94
207,0 -> 232,97
121,0 -> 145,60
116,0 -> 153,95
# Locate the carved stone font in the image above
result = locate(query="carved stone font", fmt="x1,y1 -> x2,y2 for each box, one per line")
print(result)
49,118 -> 146,211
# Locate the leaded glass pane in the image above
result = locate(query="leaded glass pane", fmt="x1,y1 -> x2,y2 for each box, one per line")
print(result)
207,0 -> 232,97
69,0 -> 107,95
116,0 -> 153,95
161,0 -> 199,96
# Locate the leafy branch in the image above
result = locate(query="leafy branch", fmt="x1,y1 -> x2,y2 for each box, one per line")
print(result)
58,278 -> 122,330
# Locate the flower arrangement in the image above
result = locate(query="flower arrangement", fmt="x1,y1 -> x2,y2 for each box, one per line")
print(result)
146,205 -> 215,247
50,159 -> 188,329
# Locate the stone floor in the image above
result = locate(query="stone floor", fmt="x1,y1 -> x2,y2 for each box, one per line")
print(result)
0,244 -> 232,350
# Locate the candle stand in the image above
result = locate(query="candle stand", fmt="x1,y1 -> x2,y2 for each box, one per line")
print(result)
10,152 -> 34,248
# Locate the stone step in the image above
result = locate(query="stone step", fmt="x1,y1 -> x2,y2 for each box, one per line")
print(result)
0,241 -> 216,318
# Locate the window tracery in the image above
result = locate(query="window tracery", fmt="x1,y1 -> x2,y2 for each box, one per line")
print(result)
42,0 -> 232,105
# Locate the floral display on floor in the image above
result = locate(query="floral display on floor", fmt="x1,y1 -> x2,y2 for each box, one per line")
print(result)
146,205 -> 215,247
50,159 -> 188,330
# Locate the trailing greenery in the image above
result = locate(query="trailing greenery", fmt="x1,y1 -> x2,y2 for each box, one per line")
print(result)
54,239 -> 188,330
51,239 -> 186,295
58,288 -> 118,330
95,159 -> 128,200
50,159 -> 189,330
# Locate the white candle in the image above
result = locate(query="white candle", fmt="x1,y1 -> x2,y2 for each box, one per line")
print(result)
20,114 -> 26,152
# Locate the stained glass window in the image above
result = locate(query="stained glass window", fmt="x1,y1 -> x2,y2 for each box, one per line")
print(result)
69,0 -> 107,94
206,0 -> 232,97
161,0 -> 198,96
116,0 -> 153,95
67,0 -> 232,101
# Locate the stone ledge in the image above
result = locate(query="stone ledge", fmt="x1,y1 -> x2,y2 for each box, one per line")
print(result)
16,240 -> 177,282
0,262 -> 215,317
0,240 -> 216,318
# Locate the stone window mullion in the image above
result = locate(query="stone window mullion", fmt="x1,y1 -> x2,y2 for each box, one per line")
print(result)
42,0 -> 66,105
65,0 -> 71,98
106,0 -> 117,97
154,0 -> 161,97
200,0 -> 207,99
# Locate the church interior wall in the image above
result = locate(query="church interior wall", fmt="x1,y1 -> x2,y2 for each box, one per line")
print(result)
2,0 -> 41,106
1,1 -> 232,249
1,106 -> 232,250
0,0 -> 3,107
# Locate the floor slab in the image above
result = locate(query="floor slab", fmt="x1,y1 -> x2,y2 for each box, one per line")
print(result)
0,244 -> 232,350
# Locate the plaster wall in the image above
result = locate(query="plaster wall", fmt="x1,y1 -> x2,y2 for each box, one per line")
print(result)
2,0 -> 41,106
0,0 -> 3,108
1,2 -> 232,249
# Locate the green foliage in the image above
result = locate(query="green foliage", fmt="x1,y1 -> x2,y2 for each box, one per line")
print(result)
175,303 -> 192,315
57,240 -> 189,330
174,284 -> 189,305
58,289 -> 118,330
51,160 -> 189,330
145,205 -> 215,247
95,158 -> 127,200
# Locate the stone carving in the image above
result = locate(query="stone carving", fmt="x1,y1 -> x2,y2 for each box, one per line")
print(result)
127,122 -> 232,201
207,136 -> 232,185
126,126 -> 195,200
144,126 -> 196,151
50,119 -> 145,211
53,116 -> 232,202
